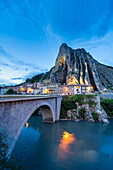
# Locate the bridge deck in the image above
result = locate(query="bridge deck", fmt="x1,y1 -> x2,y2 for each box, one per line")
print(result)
0,95 -> 58,103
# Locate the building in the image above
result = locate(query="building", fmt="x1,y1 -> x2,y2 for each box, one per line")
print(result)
27,87 -> 34,94
0,86 -> 18,94
0,88 -> 7,95
47,83 -> 60,94
0,81 -> 92,95
39,85 -> 47,94
67,84 -> 92,95
36,83 -> 92,95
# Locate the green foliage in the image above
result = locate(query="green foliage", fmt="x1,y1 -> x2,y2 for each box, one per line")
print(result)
69,94 -> 96,106
79,107 -> 86,119
92,112 -> 99,121
87,100 -> 97,108
55,68 -> 62,74
60,107 -> 67,118
6,89 -> 14,94
101,98 -> 113,116
26,78 -> 31,82
60,96 -> 77,118
71,95 -> 85,105
60,94 -> 97,118
26,73 -> 44,83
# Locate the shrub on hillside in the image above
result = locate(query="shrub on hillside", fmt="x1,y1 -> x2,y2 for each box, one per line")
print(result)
92,112 -> 99,121
79,107 -> 86,119
60,94 -> 97,119
101,98 -> 113,116
60,97 -> 77,118
6,89 -> 14,94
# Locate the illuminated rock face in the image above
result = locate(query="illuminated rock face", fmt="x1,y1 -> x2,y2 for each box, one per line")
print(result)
42,43 -> 113,91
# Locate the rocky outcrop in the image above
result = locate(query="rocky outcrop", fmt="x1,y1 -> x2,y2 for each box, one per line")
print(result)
41,43 -> 113,91
65,96 -> 109,123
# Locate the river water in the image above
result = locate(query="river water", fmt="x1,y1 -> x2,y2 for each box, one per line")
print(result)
9,116 -> 113,170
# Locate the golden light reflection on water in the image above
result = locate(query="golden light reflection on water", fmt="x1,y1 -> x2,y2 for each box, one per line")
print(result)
58,131 -> 76,158
26,122 -> 29,128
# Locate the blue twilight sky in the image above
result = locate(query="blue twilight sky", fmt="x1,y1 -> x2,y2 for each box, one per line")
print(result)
0,0 -> 113,85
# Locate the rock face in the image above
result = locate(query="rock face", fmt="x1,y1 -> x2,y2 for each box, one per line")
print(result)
41,43 -> 113,91
66,96 -> 109,123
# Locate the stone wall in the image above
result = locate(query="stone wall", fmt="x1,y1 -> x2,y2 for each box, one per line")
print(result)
0,96 -> 62,158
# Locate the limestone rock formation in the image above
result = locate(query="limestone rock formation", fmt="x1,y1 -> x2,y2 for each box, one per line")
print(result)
41,43 -> 113,91
66,96 -> 109,123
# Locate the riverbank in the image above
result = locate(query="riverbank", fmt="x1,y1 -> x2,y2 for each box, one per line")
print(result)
60,95 -> 110,123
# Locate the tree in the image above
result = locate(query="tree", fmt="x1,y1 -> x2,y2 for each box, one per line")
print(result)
6,89 -> 14,94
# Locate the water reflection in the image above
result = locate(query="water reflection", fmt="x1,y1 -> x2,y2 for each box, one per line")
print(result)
9,118 -> 113,170
26,122 -> 29,128
58,131 -> 76,158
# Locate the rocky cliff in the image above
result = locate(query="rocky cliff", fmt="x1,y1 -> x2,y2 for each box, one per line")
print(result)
60,95 -> 109,123
41,43 -> 113,91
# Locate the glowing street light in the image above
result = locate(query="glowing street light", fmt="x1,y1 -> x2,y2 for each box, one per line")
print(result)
21,87 -> 24,91
45,88 -> 49,94
28,88 -> 32,93
65,87 -> 68,92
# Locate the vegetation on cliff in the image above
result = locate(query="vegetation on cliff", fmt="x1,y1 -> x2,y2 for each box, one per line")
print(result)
6,89 -> 15,94
60,94 -> 97,119
60,95 -> 109,123
26,73 -> 44,83
101,98 -> 113,117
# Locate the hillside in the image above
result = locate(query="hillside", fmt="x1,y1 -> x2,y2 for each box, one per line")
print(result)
27,43 -> 113,91
41,43 -> 113,91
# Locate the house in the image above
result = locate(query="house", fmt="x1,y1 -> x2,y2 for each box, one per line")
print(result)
0,87 -> 8,94
67,84 -> 92,95
0,86 -> 18,94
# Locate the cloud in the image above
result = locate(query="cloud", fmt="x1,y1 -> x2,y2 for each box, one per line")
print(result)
42,0 -> 109,40
0,0 -> 111,41
71,31 -> 113,66
1,63 -> 10,67
71,31 -> 113,50
11,77 -> 23,80
40,68 -> 48,72
0,0 -> 47,39
0,46 -> 48,85
98,0 -> 113,36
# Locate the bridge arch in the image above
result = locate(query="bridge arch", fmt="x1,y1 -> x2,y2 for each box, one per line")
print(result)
14,101 -> 55,145
6,101 -> 55,158
24,101 -> 55,124
0,96 -> 62,158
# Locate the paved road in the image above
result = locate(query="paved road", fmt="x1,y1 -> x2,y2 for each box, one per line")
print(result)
0,95 -> 58,102
0,93 -> 113,102
98,93 -> 113,99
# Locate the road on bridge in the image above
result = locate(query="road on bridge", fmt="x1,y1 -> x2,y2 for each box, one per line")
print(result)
0,95 -> 59,102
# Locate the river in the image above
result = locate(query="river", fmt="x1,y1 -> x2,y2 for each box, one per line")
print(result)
9,116 -> 113,170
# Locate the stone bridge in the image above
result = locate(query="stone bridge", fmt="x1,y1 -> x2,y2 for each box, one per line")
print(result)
0,95 -> 62,157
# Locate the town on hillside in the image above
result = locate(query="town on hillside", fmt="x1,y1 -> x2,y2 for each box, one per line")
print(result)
0,82 -> 94,95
